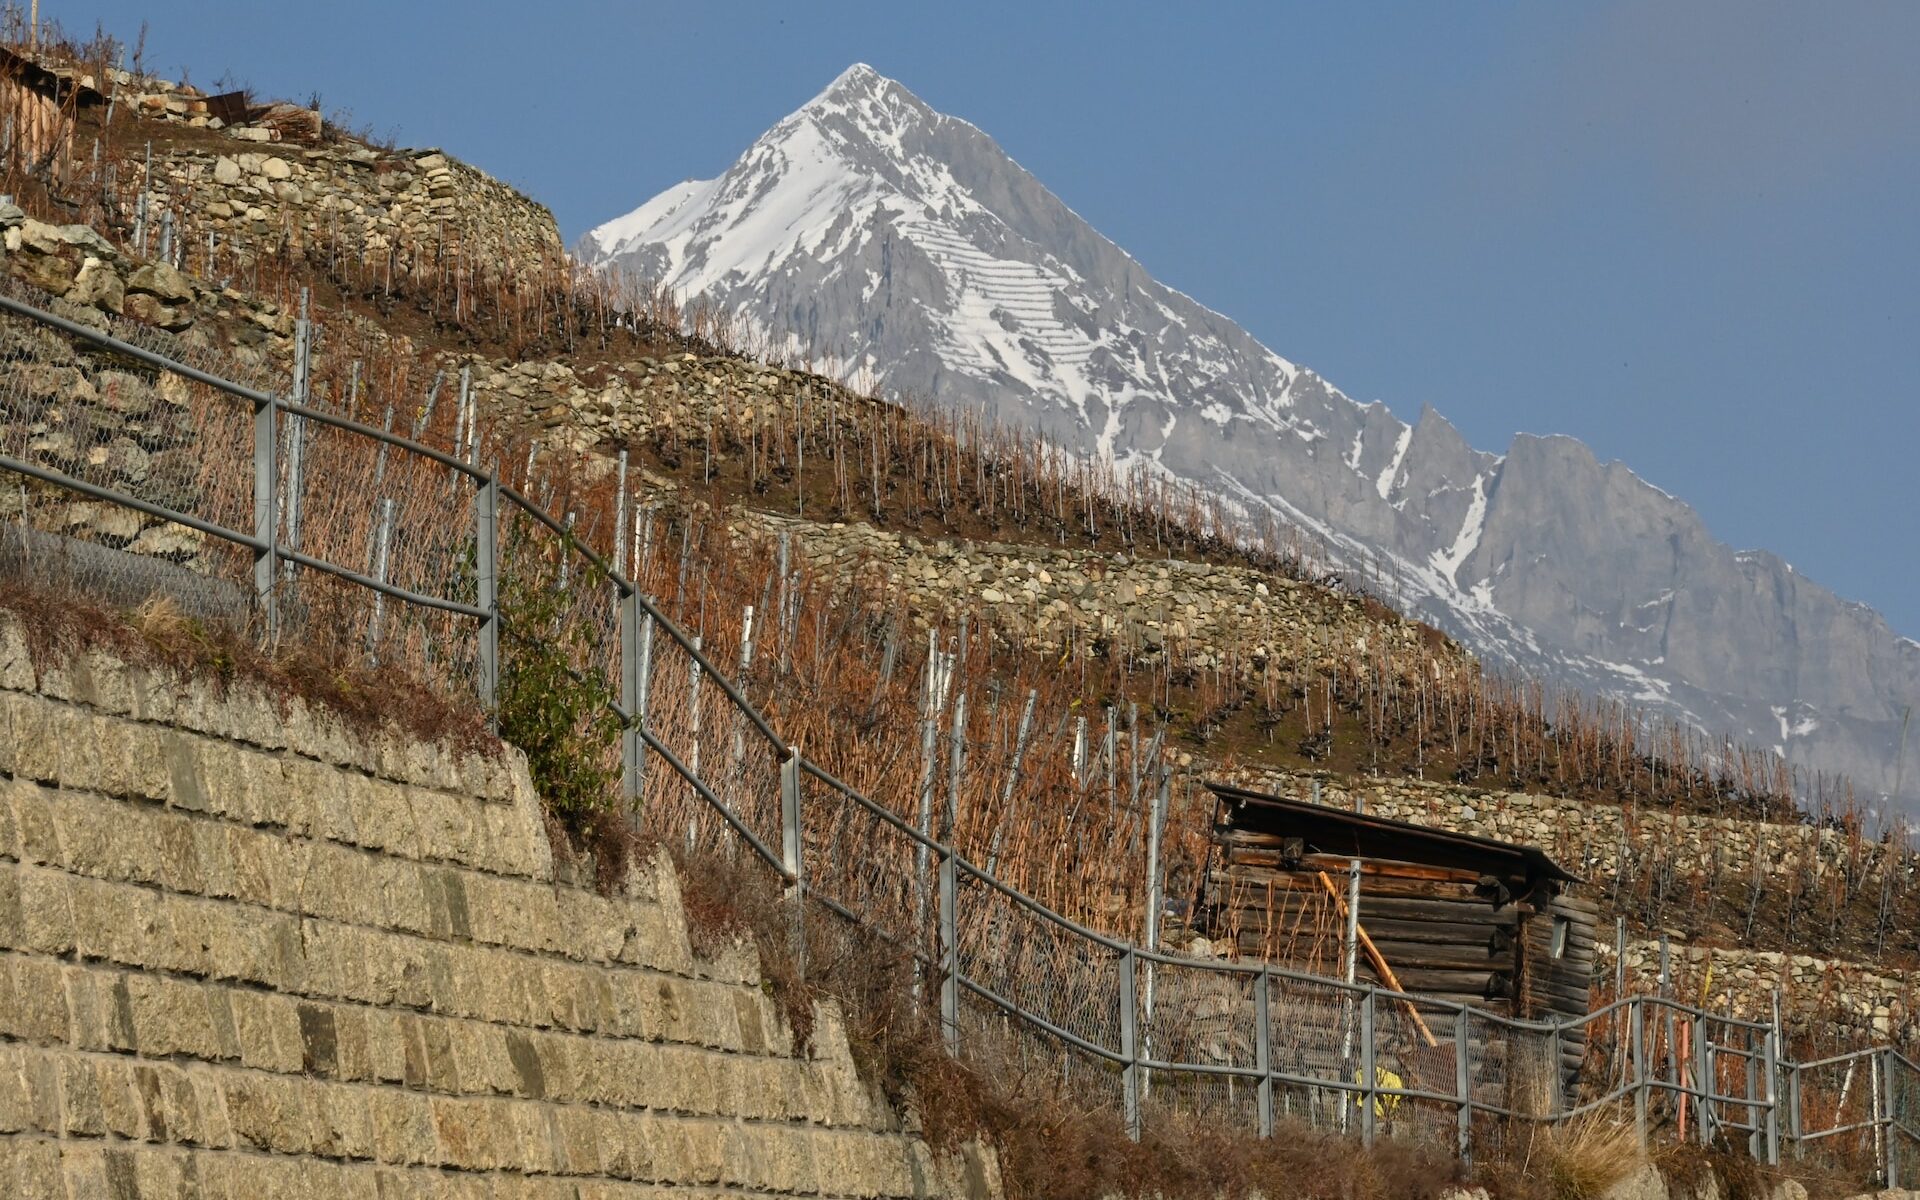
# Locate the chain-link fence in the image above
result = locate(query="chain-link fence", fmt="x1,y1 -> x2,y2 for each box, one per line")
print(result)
2,284 -> 1916,1185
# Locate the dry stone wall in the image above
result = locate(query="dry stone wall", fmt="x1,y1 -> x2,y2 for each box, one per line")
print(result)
1236,769 -> 1903,894
0,199 -> 297,348
754,514 -> 1449,669
461,351 -> 1458,673
1605,939 -> 1919,1045
146,144 -> 564,287
466,351 -> 831,457
0,615 -> 998,1198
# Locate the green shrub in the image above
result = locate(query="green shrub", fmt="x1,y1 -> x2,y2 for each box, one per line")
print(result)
496,529 -> 620,821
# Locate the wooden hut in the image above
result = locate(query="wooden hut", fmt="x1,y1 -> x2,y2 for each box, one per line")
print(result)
1200,782 -> 1599,1094
0,45 -> 103,174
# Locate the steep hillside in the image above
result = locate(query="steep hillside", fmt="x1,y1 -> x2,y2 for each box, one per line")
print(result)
580,64 -> 1920,815
11,20 -> 1913,1031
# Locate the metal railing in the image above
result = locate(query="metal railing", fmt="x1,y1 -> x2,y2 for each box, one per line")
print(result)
0,286 -> 1913,1181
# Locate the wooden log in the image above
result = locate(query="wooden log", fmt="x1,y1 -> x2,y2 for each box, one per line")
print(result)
1361,941 -> 1507,972
1357,895 -> 1529,923
1216,866 -> 1493,903
1331,917 -> 1514,945
1315,870 -> 1439,1047
1388,968 -> 1501,995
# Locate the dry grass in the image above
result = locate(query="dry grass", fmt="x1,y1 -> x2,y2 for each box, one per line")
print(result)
0,573 -> 496,756
1539,1115 -> 1643,1200
667,833 -> 1463,1200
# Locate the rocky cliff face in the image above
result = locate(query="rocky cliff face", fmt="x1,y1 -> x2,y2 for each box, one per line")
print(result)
579,65 -> 1920,813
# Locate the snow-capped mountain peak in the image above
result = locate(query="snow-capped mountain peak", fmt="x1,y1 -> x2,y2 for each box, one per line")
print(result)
580,65 -> 1920,813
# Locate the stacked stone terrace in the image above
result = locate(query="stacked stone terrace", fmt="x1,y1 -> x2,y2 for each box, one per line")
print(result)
146,145 -> 564,289
0,615 -> 996,1197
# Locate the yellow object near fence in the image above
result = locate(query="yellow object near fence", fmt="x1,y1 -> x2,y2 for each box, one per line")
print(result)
1353,1065 -> 1404,1118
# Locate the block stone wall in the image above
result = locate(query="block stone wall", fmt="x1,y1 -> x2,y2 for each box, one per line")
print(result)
0,615 -> 997,1198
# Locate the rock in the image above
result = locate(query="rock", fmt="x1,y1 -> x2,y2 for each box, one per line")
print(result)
126,261 -> 197,306
128,523 -> 203,561
123,292 -> 194,333
1601,1161 -> 1668,1200
69,256 -> 125,314
212,156 -> 242,185
11,243 -> 78,294
260,156 -> 293,181
17,220 -> 117,260
69,502 -> 141,542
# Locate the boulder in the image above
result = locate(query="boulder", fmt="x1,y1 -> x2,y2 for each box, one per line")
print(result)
69,256 -> 125,314
11,242 -> 78,294
126,262 -> 197,305
1602,1162 -> 1669,1200
123,292 -> 194,333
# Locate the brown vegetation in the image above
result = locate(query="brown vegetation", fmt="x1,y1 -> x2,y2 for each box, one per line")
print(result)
0,574 -> 495,754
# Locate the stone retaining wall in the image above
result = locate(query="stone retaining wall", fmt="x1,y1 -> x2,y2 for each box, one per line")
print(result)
1236,769 -> 1902,891
145,145 -> 564,288
755,514 -> 1452,669
1605,938 -> 1918,1047
467,351 -> 833,457
0,615 -> 997,1197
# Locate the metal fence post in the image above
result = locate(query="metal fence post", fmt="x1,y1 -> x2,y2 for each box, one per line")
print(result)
781,749 -> 805,981
626,612 -> 655,809
1456,1007 -> 1473,1164
1873,1050 -> 1888,1187
252,393 -> 277,641
1360,986 -> 1377,1148
1787,1061 -> 1803,1162
475,474 -> 498,712
1885,1048 -> 1900,1189
619,586 -> 646,803
1120,947 -> 1141,1141
282,288 -> 309,590
1632,999 -> 1648,1150
1764,994 -> 1782,1167
1694,1014 -> 1713,1146
1256,964 -> 1274,1138
938,848 -> 958,1057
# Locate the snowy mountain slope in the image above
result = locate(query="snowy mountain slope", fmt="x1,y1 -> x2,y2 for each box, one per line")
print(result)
581,64 -> 1920,812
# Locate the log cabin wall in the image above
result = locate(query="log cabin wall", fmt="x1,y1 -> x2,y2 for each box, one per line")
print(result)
1209,838 -> 1533,1014
1201,783 -> 1601,1103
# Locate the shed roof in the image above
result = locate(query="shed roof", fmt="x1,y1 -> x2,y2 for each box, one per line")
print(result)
1207,781 -> 1582,887
0,47 -> 106,106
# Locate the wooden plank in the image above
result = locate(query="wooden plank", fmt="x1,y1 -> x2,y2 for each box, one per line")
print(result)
1362,941 -> 1507,972
1313,870 -> 1439,1047
1298,854 -> 1484,884
1390,968 -> 1501,995
1339,917 -> 1513,944
1215,867 -> 1492,904
1357,895 -> 1530,924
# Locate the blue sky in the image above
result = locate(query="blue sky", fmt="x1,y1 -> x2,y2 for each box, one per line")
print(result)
65,1 -> 1920,635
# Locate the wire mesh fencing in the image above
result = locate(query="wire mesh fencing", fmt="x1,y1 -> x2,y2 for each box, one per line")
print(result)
4,281 -> 1918,1186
